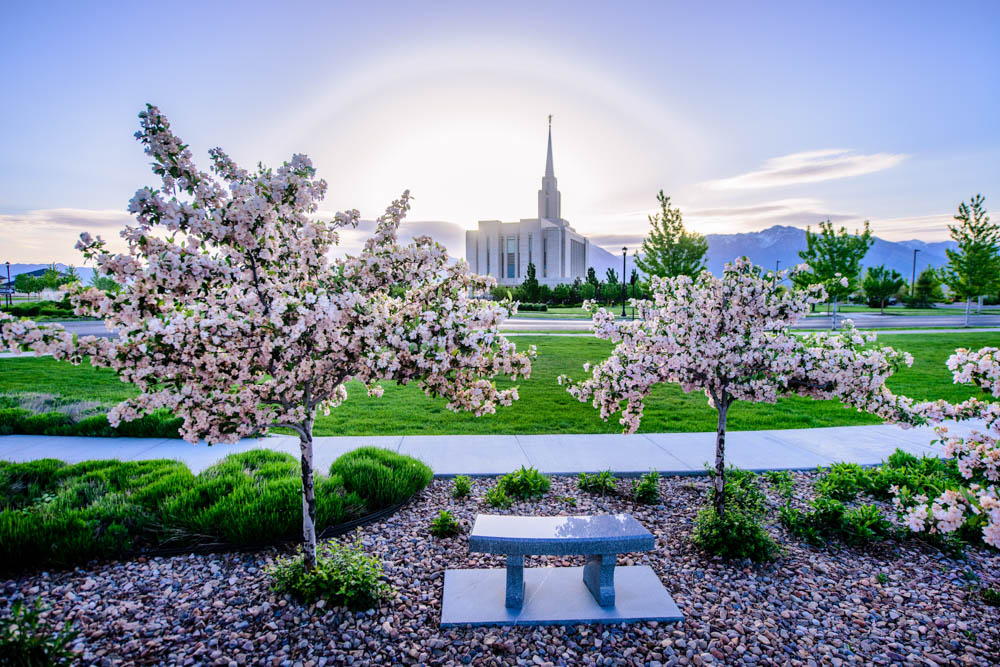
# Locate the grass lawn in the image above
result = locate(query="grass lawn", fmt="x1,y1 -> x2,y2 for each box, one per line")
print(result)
1,332 -> 996,436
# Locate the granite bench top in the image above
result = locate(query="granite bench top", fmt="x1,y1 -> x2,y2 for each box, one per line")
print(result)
469,514 -> 654,556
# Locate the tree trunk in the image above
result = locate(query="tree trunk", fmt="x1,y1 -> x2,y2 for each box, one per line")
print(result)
713,399 -> 730,516
880,298 -> 885,315
965,297 -> 971,327
831,296 -> 838,330
299,412 -> 318,570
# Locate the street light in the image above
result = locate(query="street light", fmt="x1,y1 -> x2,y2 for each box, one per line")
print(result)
621,247 -> 628,317
911,248 -> 920,298
4,261 -> 9,308
774,259 -> 781,286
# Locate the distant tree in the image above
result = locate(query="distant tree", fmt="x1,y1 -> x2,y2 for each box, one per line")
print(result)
909,267 -> 945,308
942,195 -> 1000,327
521,262 -> 540,303
13,273 -> 41,297
862,265 -> 906,314
552,283 -> 571,305
570,278 -> 583,305
537,284 -> 553,304
604,268 -> 621,305
635,191 -> 707,279
580,282 -> 596,301
795,220 -> 874,328
89,273 -> 122,294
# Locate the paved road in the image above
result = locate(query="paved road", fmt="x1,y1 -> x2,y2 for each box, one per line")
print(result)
0,420 -> 983,475
502,314 -> 1000,332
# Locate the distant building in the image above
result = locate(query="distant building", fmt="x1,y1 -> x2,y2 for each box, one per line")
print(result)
465,118 -> 590,286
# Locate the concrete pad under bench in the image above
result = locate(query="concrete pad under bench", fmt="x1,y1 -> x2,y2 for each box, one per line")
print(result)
441,566 -> 683,627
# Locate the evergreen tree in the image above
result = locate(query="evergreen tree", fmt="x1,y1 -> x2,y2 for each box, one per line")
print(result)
862,265 -> 905,314
605,268 -> 620,305
635,191 -> 707,278
521,262 -> 540,303
795,220 -> 874,328
942,194 -> 1000,327
911,267 -> 945,308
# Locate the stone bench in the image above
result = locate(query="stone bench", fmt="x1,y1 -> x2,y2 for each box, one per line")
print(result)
468,513 -> 655,609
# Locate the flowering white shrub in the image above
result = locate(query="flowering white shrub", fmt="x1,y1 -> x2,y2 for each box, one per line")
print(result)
0,105 -> 533,567
896,347 -> 1000,547
561,258 -> 916,514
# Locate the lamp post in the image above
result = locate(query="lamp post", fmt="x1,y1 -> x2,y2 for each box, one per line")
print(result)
4,261 -> 9,308
621,247 -> 628,317
911,248 -> 920,299
774,259 -> 781,286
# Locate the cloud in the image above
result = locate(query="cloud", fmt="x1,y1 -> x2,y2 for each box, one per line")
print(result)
688,198 -> 856,228
704,149 -> 907,190
1,208 -> 133,231
587,233 -> 648,249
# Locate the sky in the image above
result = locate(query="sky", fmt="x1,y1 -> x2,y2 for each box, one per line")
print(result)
1,0 -> 998,263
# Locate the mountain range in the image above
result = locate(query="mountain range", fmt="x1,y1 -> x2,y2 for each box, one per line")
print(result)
589,225 -> 956,281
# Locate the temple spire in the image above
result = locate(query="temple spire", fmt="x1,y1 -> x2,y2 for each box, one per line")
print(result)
545,114 -> 555,178
538,115 -> 561,220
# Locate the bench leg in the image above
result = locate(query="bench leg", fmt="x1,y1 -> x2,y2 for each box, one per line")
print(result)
583,553 -> 616,607
505,554 -> 524,609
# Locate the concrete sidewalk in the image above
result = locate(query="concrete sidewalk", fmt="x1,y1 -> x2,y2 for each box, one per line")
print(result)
0,421 -> 981,476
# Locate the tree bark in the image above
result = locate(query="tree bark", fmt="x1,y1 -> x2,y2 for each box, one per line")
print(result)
965,296 -> 971,328
831,296 -> 838,330
713,399 -> 730,516
299,412 -> 318,571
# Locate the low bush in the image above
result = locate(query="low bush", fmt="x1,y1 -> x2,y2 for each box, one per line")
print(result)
0,599 -> 79,666
691,503 -> 782,562
497,466 -> 550,501
0,407 -> 181,438
331,447 -> 432,511
780,497 -> 895,547
268,537 -> 390,611
577,470 -> 616,496
516,303 -> 548,312
429,510 -> 462,538
814,462 -> 866,501
451,475 -> 472,499
0,448 -> 430,573
485,484 -> 512,509
693,466 -> 781,562
632,470 -> 660,504
764,470 -> 794,499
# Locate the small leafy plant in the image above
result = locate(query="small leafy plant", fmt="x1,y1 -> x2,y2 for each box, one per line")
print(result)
429,510 -> 462,538
632,470 -> 660,504
876,573 -> 889,585
451,475 -> 472,499
0,599 -> 79,666
485,485 -> 512,509
578,470 -> 616,496
780,497 -> 894,547
692,466 -> 781,562
268,536 -> 390,611
497,466 -> 550,501
764,470 -> 794,499
982,588 -> 1000,607
814,462 -> 866,501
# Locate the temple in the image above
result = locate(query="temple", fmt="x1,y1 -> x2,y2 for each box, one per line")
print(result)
465,117 -> 591,286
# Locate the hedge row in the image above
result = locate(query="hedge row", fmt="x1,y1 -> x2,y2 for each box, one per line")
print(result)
516,303 -> 548,312
0,408 -> 182,438
0,447 -> 432,572
0,300 -> 77,318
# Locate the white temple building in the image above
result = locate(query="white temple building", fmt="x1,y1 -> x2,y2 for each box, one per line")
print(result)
465,118 -> 590,287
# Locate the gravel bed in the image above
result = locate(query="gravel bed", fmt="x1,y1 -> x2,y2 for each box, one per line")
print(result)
4,472 -> 999,666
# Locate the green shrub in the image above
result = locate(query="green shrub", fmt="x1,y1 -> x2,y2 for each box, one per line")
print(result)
0,448 -> 426,573
485,485 -> 512,509
498,466 -> 549,501
578,470 -> 616,496
694,466 -> 780,562
429,510 -> 462,538
780,497 -> 894,547
764,470 -> 794,499
0,599 -> 79,666
451,475 -> 472,499
691,503 -> 781,562
268,537 -> 390,610
632,470 -> 660,504
982,588 -> 1000,607
814,462 -> 865,501
331,447 -> 432,511
516,303 -> 548,312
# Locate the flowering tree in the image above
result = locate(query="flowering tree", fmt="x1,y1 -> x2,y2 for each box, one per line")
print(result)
895,347 -> 1000,547
561,258 -> 915,514
0,105 -> 533,569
